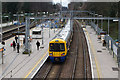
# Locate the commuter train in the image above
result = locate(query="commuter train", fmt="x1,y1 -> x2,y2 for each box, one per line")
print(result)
49,19 -> 73,62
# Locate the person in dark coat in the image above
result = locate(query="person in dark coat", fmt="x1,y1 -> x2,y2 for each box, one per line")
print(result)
23,38 -> 25,45
17,43 -> 20,53
13,41 -> 16,51
2,41 -> 5,45
15,36 -> 18,43
36,41 -> 40,50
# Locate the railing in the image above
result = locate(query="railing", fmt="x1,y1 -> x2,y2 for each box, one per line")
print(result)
90,22 -> 118,59
91,22 -> 102,35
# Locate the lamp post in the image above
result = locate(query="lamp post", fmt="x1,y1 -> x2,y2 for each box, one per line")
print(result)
113,19 -> 120,66
99,15 -> 103,30
91,13 -> 94,22
38,12 -> 40,16
17,12 -> 20,44
41,24 -> 44,48
40,12 -> 45,48
13,12 -> 24,44
42,25 -> 43,45
0,1 -> 2,43
107,17 -> 110,49
97,15 -> 99,27
0,13 -> 2,43
118,18 -> 120,80
95,14 -> 98,23
20,11 -> 24,23
94,12 -> 95,23
25,17 -> 30,56
54,20 -> 55,33
95,14 -> 98,33
43,12 -> 45,17
108,17 -> 110,36
13,14 -> 17,23
46,12 -> 48,16
4,15 -> 9,26
8,12 -> 11,27
90,12 -> 93,23
49,21 -> 50,38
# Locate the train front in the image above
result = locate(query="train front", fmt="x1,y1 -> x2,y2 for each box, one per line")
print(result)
49,39 -> 67,62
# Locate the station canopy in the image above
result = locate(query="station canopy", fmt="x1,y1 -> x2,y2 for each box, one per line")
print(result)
1,0 -> 119,2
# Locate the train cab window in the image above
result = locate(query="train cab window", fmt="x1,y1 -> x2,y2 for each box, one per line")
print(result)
32,31 -> 41,35
50,43 -> 65,52
60,43 -> 65,51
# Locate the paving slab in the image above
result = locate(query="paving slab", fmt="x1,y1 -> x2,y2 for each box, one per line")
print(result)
0,28 -> 60,79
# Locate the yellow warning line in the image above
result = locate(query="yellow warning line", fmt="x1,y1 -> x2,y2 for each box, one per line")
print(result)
24,50 -> 48,78
85,28 -> 102,79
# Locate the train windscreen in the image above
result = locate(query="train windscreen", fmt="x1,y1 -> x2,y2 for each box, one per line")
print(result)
50,43 -> 65,52
32,31 -> 41,35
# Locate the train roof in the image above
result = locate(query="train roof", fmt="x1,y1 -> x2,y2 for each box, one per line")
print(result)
53,19 -> 71,41
32,27 -> 42,31
49,38 -> 65,43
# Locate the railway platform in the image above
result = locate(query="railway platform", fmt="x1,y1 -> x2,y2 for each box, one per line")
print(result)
0,21 -> 17,27
0,28 -> 60,79
84,25 -> 118,79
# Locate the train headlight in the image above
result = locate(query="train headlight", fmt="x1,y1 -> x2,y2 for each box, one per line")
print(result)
61,53 -> 65,56
49,53 -> 53,56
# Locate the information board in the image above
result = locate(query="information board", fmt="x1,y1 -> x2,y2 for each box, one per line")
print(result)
113,44 -> 118,55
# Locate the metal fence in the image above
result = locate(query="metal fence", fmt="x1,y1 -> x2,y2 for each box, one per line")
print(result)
90,22 -> 118,59
91,22 -> 102,35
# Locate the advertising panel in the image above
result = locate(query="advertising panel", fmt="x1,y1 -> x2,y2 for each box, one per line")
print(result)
113,44 -> 118,55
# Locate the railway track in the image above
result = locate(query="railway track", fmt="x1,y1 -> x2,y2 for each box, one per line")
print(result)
74,20 -> 92,79
33,20 -> 92,79
1,23 -> 36,41
1,20 -> 53,41
2,25 -> 25,40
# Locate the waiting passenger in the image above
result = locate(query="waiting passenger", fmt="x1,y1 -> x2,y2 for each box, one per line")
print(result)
17,43 -> 20,53
2,41 -> 5,45
13,41 -> 16,51
36,41 -> 40,50
15,36 -> 18,43
23,38 -> 25,45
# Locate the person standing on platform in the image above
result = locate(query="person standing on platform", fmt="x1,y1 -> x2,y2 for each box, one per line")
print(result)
23,38 -> 25,45
13,41 -> 16,51
2,41 -> 5,45
36,41 -> 40,50
17,43 -> 20,53
15,35 -> 18,43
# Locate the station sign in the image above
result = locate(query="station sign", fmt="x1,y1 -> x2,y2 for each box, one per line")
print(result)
113,44 -> 118,55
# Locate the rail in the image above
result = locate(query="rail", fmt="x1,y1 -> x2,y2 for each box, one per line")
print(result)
75,20 -> 88,79
43,63 -> 53,79
71,24 -> 79,79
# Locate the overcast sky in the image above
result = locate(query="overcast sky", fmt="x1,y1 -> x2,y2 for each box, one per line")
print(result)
0,0 -> 119,7
53,0 -> 70,7
0,0 -> 120,2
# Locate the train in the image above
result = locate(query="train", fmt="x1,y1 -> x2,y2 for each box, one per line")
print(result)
32,27 -> 42,39
49,19 -> 73,62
